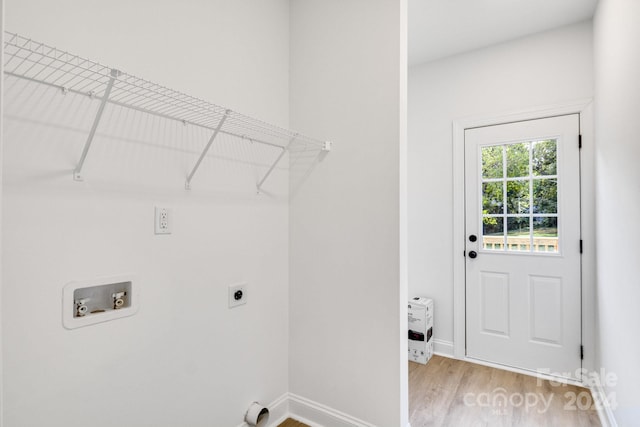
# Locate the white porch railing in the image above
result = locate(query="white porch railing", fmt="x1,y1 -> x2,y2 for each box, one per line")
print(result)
483,236 -> 558,252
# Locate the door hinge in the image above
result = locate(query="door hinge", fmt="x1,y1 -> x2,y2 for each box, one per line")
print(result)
463,250 -> 466,257
579,134 -> 583,149
581,345 -> 584,360
580,240 -> 583,254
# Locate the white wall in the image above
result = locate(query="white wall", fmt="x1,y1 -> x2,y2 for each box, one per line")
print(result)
4,0 -> 289,127
593,0 -> 640,424
0,2 -> 5,426
289,1 -> 407,426
3,1 -> 290,426
408,21 -> 594,352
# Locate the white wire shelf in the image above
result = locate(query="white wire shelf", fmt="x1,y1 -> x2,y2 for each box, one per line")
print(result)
3,31 -> 331,190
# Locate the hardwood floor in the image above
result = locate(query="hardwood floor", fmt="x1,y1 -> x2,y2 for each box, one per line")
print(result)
409,355 -> 601,427
277,356 -> 600,427
277,418 -> 309,427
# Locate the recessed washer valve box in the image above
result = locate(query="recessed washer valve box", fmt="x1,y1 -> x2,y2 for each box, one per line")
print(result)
63,274 -> 139,329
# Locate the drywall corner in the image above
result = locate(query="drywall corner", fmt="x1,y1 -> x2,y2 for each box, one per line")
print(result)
593,0 -> 640,424
0,1 -> 4,425
289,1 -> 407,425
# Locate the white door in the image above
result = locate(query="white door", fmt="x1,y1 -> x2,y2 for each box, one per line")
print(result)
465,114 -> 581,379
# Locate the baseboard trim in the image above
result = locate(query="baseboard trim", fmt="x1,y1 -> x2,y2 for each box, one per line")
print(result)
235,392 -> 395,427
433,339 -> 454,357
288,393 -> 376,427
591,384 -> 618,427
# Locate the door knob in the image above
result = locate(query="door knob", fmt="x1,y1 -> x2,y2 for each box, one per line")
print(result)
468,251 -> 478,259
469,235 -> 477,242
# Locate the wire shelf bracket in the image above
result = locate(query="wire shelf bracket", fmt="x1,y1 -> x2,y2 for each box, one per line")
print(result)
256,134 -> 296,194
185,110 -> 230,190
3,31 -> 331,190
73,68 -> 121,181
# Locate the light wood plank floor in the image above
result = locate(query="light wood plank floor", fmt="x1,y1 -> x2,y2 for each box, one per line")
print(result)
278,356 -> 600,427
410,355 -> 601,427
277,419 -> 309,427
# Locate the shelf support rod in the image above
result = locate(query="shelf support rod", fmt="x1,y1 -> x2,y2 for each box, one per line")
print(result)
256,134 -> 297,193
73,68 -> 121,181
185,110 -> 230,190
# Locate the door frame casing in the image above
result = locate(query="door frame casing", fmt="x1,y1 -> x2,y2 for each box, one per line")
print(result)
452,99 -> 595,379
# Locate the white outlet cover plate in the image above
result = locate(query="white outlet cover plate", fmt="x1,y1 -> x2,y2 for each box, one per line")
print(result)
228,283 -> 247,308
155,207 -> 172,234
62,273 -> 139,329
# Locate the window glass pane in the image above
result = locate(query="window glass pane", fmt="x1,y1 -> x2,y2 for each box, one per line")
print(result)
533,179 -> 557,214
532,139 -> 557,176
506,180 -> 530,214
483,216 -> 504,251
533,216 -> 558,253
506,143 -> 529,178
507,217 -> 530,251
482,145 -> 503,179
477,140 -> 562,256
483,182 -> 503,214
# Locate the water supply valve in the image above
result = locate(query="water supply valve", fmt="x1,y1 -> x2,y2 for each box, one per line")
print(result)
112,291 -> 126,309
75,298 -> 89,317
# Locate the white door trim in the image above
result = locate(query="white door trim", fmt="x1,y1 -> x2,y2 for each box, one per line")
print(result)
452,99 -> 596,376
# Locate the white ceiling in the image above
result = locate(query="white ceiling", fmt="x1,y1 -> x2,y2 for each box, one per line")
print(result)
409,0 -> 598,66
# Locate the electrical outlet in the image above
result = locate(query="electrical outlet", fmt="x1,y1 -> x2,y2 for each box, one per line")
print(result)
228,283 -> 247,308
154,207 -> 172,234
